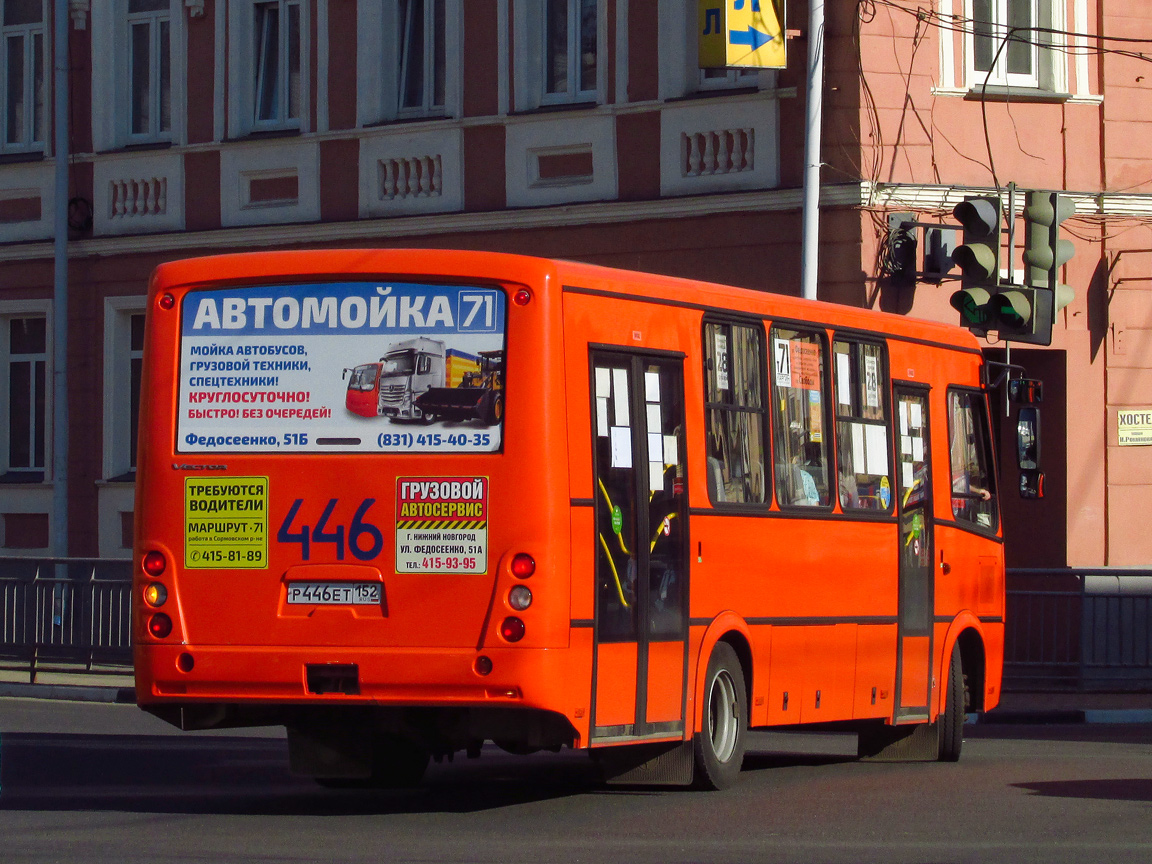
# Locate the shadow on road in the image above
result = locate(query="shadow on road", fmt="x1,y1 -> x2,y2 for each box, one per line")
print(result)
1013,779 -> 1152,802
0,732 -> 604,815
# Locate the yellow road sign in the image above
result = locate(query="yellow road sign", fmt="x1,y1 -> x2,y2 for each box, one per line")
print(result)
699,0 -> 786,69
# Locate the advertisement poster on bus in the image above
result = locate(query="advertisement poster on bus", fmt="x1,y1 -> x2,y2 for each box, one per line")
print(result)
395,477 -> 488,575
177,281 -> 506,454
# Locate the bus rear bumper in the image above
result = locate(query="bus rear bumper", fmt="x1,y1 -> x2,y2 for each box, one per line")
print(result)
134,642 -> 589,744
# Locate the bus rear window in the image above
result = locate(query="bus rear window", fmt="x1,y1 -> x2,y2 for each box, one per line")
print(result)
177,281 -> 506,454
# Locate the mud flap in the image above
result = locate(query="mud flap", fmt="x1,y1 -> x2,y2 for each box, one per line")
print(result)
594,740 -> 694,786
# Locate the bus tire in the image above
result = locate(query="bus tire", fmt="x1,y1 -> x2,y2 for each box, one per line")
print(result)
693,641 -> 747,790
938,642 -> 965,762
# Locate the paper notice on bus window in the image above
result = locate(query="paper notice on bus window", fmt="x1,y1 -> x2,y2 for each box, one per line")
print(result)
613,369 -> 630,426
714,332 -> 729,391
645,371 -> 661,403
865,425 -> 889,475
864,355 -> 880,409
910,401 -> 923,429
902,462 -> 915,489
836,352 -> 851,406
596,397 -> 609,437
649,461 -> 665,493
899,401 -> 909,434
611,427 -> 632,468
596,367 -> 611,399
851,423 -> 866,472
647,403 -> 661,433
912,436 -> 924,462
663,434 -> 679,467
176,281 -> 506,454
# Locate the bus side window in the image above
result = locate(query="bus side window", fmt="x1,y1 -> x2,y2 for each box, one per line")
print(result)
947,389 -> 999,530
833,340 -> 893,513
771,327 -> 830,508
703,320 -> 768,505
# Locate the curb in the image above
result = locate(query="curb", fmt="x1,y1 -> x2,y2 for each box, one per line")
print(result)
0,683 -> 136,704
980,708 -> 1152,725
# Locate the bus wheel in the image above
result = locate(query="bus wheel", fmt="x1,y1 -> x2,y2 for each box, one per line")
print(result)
693,641 -> 747,790
938,643 -> 965,762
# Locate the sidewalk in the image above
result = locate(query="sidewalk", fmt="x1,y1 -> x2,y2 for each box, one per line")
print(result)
3,668 -> 1151,723
985,690 -> 1152,724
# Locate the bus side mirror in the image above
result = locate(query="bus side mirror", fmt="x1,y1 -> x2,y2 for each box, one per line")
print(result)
1020,470 -> 1045,499
1017,406 -> 1043,499
1016,406 -> 1040,470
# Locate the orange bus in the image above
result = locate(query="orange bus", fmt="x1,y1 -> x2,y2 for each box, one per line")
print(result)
134,249 -> 1006,789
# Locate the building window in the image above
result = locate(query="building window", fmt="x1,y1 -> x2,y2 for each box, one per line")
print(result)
253,0 -> 302,127
4,315 -> 46,480
1,0 -> 45,153
703,319 -> 768,505
542,0 -> 597,104
771,327 -> 830,508
833,340 -> 893,513
128,0 -> 171,140
397,0 -> 445,116
971,0 -> 1036,86
104,302 -> 146,480
947,389 -> 998,531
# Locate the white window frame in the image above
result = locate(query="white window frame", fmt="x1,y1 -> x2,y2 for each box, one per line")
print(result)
0,299 -> 51,480
103,298 -> 146,480
512,0 -> 604,111
0,0 -> 47,154
90,1 -> 187,151
396,0 -> 445,118
228,0 -> 310,137
356,0 -> 461,125
127,0 -> 172,142
965,0 -> 1064,92
540,0 -> 599,106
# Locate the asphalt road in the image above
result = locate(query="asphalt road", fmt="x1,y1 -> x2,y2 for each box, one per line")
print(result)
1,698 -> 1150,863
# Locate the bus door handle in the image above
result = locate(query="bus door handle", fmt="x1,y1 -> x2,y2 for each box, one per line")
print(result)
939,551 -> 951,576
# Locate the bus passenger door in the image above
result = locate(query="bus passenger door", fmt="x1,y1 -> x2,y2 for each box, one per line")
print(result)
589,351 -> 689,741
893,385 -> 933,722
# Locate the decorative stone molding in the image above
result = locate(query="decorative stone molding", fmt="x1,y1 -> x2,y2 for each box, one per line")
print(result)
185,0 -> 206,18
93,152 -> 184,236
360,128 -> 462,218
660,98 -> 779,197
683,128 -> 754,178
379,155 -> 442,201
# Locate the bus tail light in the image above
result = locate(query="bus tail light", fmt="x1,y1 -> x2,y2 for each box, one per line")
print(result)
508,585 -> 532,611
513,288 -> 532,306
143,582 -> 168,607
148,613 -> 173,638
142,550 -> 166,577
159,293 -> 175,310
511,553 -> 535,578
500,616 -> 525,643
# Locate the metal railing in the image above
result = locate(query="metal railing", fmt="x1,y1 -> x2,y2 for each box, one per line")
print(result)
0,557 -> 132,684
1005,569 -> 1152,692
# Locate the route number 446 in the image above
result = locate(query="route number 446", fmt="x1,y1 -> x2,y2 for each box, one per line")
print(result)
277,498 -> 384,561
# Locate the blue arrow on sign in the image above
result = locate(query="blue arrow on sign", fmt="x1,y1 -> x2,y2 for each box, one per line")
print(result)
729,26 -> 774,50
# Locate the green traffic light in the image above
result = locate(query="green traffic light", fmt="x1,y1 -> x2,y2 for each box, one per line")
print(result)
994,289 -> 1033,331
950,286 -> 991,325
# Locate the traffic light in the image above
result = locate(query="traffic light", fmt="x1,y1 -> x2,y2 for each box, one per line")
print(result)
990,285 -> 1053,344
949,196 -> 1002,333
1023,190 -> 1076,319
